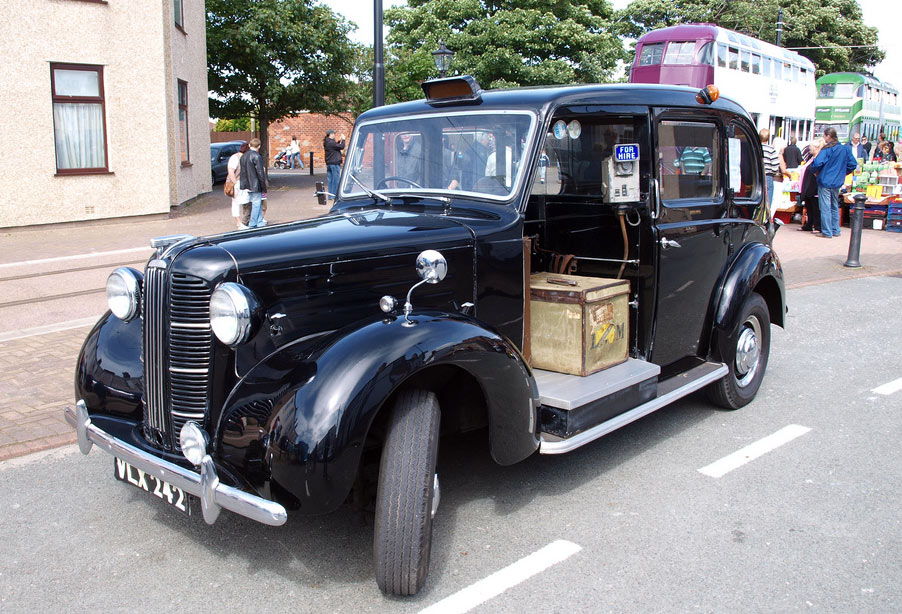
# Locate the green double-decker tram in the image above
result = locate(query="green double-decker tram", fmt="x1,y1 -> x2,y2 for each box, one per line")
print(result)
815,72 -> 900,143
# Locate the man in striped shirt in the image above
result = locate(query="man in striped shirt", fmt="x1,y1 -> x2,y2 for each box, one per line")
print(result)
759,128 -> 781,210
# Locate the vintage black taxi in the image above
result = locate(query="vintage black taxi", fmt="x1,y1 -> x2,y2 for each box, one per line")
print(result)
66,77 -> 784,596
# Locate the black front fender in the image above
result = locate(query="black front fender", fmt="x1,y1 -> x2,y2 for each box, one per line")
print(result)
217,311 -> 539,515
75,312 -> 144,419
713,242 -> 786,344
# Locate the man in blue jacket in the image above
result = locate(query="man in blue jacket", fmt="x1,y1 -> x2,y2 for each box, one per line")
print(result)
809,128 -> 858,238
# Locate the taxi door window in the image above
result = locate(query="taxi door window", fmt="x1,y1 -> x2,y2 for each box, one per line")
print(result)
658,121 -> 720,201
729,122 -> 765,220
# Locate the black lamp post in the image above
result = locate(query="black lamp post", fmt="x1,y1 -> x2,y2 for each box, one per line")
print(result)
432,40 -> 454,78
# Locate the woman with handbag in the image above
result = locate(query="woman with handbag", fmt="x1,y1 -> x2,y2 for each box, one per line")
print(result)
227,143 -> 251,229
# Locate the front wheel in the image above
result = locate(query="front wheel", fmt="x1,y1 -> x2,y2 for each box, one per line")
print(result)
707,293 -> 771,409
374,389 -> 441,596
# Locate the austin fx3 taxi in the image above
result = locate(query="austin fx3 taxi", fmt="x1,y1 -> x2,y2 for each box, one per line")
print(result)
66,77 -> 785,596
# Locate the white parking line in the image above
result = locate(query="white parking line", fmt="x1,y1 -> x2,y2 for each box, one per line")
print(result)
698,425 -> 812,478
872,377 -> 902,396
418,540 -> 582,614
0,247 -> 150,270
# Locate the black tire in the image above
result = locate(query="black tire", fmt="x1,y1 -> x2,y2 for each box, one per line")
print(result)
374,389 -> 441,596
707,293 -> 771,410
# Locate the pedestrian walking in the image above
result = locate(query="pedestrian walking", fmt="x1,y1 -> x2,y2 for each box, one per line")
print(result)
783,137 -> 803,169
808,127 -> 858,238
797,137 -> 824,232
227,142 -> 251,229
323,130 -> 346,202
288,136 -> 303,169
239,138 -> 268,228
760,129 -> 781,212
848,133 -> 868,160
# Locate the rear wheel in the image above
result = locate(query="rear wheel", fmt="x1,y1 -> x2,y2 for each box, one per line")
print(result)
374,389 -> 441,596
707,293 -> 771,409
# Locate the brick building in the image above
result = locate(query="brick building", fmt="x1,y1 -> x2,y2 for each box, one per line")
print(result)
269,113 -> 355,168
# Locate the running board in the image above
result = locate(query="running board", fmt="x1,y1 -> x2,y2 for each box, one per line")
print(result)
539,362 -> 728,455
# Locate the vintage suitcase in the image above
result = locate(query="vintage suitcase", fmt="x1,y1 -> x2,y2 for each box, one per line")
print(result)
529,273 -> 629,376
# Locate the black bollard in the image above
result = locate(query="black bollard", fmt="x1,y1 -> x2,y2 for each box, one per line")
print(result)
315,181 -> 328,206
309,152 -> 314,176
844,192 -> 866,268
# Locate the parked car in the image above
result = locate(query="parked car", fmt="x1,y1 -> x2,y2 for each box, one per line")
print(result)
67,78 -> 784,597
210,140 -> 246,184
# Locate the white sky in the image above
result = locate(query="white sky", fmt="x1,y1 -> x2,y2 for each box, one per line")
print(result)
321,0 -> 901,86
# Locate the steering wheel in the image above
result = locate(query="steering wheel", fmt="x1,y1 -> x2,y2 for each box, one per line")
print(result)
377,176 -> 423,189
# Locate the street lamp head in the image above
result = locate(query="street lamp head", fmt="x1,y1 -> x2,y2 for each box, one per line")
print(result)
432,40 -> 454,78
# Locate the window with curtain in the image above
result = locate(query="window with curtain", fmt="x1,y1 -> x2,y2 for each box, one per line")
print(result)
51,63 -> 107,173
178,80 -> 189,164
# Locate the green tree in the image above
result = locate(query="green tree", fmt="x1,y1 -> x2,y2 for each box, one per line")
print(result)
385,0 -> 626,90
214,117 -> 251,132
332,45 -> 439,119
617,0 -> 884,77
207,0 -> 357,160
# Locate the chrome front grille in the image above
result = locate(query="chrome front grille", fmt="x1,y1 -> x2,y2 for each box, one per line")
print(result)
142,263 -> 214,451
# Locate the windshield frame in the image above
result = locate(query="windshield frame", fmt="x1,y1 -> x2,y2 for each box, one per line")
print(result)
340,109 -> 538,205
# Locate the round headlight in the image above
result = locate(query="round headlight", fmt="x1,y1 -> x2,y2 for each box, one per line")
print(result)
107,267 -> 142,321
210,282 -> 257,346
179,421 -> 208,466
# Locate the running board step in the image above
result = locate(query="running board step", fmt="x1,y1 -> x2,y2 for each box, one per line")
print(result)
539,361 -> 728,455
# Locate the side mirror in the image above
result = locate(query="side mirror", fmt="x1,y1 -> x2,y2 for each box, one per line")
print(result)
416,250 -> 448,284
403,250 -> 448,324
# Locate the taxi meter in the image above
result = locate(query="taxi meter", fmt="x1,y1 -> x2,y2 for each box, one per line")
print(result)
604,143 -> 640,203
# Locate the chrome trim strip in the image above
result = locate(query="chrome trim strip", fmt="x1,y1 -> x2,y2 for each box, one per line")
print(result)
65,401 -> 287,527
169,367 -> 209,375
171,410 -> 205,419
539,364 -> 728,455
170,322 -> 211,330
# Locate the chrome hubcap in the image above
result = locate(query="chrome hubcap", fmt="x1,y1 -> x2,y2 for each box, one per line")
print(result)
735,315 -> 762,388
431,473 -> 441,519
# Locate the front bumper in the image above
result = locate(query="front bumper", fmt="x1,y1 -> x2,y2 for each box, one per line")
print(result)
64,400 -> 287,527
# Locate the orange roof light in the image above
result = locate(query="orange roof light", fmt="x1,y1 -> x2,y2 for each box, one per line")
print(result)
696,84 -> 720,105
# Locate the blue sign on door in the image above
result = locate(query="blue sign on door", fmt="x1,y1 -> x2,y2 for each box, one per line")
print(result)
614,144 -> 640,162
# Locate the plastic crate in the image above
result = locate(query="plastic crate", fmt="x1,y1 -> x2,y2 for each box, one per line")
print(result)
889,205 -> 902,216
886,216 -> 902,232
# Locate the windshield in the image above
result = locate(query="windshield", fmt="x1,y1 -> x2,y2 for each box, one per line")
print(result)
341,111 -> 536,202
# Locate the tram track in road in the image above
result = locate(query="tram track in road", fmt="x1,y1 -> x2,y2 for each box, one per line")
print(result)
0,287 -> 106,309
0,258 -> 147,283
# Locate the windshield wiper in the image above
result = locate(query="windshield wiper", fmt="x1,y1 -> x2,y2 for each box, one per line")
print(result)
348,172 -> 392,204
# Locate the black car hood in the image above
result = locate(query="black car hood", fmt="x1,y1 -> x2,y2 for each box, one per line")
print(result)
195,209 -> 475,274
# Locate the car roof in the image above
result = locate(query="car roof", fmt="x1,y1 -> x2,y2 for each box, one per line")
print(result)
357,82 -> 750,123
211,140 -> 246,148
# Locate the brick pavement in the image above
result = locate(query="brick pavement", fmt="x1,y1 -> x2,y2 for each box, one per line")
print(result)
1,175 -> 900,461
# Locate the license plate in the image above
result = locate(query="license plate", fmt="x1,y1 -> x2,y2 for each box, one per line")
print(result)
114,458 -> 191,515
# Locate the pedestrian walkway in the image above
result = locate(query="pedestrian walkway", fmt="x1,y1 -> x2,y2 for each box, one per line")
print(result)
1,176 -> 900,460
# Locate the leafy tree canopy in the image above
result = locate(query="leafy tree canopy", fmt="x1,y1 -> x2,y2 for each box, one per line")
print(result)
617,0 -> 884,78
207,0 -> 357,156
385,0 -> 627,90
214,117 -> 251,132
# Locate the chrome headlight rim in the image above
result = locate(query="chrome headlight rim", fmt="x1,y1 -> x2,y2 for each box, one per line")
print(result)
107,267 -> 142,321
209,282 -> 258,346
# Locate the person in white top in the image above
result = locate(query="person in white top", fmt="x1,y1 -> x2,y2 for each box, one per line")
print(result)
288,136 -> 303,169
227,143 -> 251,228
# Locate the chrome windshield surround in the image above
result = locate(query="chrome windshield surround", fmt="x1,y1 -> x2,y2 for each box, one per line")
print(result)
341,109 -> 538,204
65,401 -> 287,526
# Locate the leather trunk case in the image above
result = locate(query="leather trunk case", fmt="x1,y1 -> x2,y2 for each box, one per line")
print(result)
529,273 -> 629,376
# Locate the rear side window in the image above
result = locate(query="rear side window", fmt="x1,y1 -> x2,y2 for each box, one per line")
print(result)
658,120 -> 720,201
664,42 -> 695,64
638,43 -> 664,66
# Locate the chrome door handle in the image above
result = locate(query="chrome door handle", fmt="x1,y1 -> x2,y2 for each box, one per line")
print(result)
660,237 -> 681,249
